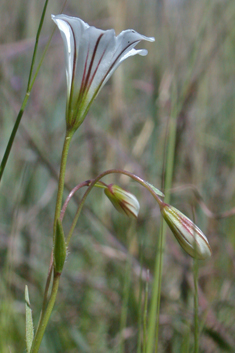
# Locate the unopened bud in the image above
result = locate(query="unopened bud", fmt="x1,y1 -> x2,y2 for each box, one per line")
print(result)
161,204 -> 211,260
104,184 -> 140,218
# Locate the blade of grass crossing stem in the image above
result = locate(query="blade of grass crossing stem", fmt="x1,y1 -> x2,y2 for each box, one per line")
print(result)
154,223 -> 165,353
137,240 -> 144,353
27,0 -> 49,90
194,259 -> 199,353
146,84 -> 178,353
28,0 -> 68,92
0,0 -> 49,182
143,270 -> 150,353
25,285 -> 34,353
119,255 -> 132,353
180,3 -> 211,102
119,226 -> 135,353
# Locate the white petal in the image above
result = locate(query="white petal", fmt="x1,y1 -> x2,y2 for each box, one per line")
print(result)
97,30 -> 155,94
52,14 -> 89,97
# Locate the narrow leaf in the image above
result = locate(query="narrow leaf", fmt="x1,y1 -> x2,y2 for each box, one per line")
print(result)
25,285 -> 34,353
144,181 -> 165,197
54,219 -> 67,273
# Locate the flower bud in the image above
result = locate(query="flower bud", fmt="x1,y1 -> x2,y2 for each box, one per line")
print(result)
104,184 -> 140,218
161,203 -> 211,260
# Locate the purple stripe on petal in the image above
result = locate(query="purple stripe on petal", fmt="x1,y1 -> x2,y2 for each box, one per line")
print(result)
83,33 -> 104,94
63,20 -> 77,117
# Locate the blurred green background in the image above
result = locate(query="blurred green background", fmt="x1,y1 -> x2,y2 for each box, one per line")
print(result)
1,0 -> 235,352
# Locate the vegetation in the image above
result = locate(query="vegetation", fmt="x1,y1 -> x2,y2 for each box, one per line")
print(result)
1,0 -> 235,351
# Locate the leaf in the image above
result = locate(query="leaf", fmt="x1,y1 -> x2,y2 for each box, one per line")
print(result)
25,285 -> 34,353
54,219 -> 67,273
144,181 -> 165,197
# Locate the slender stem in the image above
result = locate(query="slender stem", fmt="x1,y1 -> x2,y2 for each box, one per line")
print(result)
119,236 -> 132,353
154,222 -> 164,353
137,240 -> 144,353
30,272 -> 61,353
0,95 -> 29,182
60,181 -> 90,221
145,221 -> 164,353
193,259 -> 199,353
0,0 -> 50,183
30,129 -> 73,353
41,251 -> 54,313
146,93 -> 178,353
143,270 -> 150,353
53,129 -> 74,241
66,169 -> 163,246
27,0 -> 49,91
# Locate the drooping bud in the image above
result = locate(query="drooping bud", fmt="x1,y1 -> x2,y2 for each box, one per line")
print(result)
104,184 -> 140,218
54,219 -> 67,273
160,203 -> 212,260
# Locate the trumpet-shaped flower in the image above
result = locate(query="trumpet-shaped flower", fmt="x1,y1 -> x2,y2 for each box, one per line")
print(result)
104,184 -> 140,218
161,203 -> 212,260
52,14 -> 155,131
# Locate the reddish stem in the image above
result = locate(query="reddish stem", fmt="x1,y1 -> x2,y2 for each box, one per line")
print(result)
60,180 -> 90,221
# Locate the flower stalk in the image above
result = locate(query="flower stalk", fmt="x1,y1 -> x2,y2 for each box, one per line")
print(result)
30,130 -> 74,353
66,169 -> 164,246
30,272 -> 61,353
53,129 -> 74,241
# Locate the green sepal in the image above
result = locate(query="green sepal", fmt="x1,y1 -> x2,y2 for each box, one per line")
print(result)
54,219 -> 67,273
25,285 -> 34,353
144,181 -> 165,197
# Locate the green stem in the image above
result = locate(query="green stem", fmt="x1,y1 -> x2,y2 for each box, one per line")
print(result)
27,0 -> 49,91
146,84 -> 178,353
41,251 -> 54,313
146,221 -> 164,353
0,94 -> 29,182
0,0 -> 50,183
143,270 -> 150,353
137,241 -> 144,353
29,129 -> 73,353
53,129 -> 74,241
119,239 -> 132,353
154,222 -> 164,353
30,272 -> 61,353
193,259 -> 199,353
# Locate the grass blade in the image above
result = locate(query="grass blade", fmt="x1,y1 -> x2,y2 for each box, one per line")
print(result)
0,0 -> 49,182
25,285 -> 34,353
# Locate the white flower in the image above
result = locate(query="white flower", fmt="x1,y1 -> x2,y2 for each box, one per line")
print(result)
51,14 -> 155,131
161,203 -> 212,260
104,184 -> 140,218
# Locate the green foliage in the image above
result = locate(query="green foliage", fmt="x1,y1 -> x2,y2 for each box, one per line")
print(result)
54,219 -> 66,273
